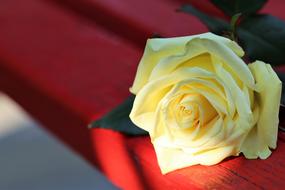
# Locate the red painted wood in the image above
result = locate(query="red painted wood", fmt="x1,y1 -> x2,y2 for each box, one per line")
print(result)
49,0 -> 208,47
127,136 -> 285,190
261,0 -> 285,20
0,0 -> 285,189
0,0 -> 144,189
219,143 -> 285,190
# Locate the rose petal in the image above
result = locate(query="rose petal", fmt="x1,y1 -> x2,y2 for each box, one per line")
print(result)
130,32 -> 247,94
153,140 -> 235,174
241,61 -> 281,159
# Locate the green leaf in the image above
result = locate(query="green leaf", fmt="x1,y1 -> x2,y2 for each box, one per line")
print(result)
237,15 -> 285,65
88,95 -> 148,136
180,5 -> 285,65
277,72 -> 285,106
276,72 -> 285,133
211,0 -> 267,16
179,5 -> 230,34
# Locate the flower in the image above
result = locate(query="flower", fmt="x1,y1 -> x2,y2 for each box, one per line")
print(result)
129,32 -> 282,174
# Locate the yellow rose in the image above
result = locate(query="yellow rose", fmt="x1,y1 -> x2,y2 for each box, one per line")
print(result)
129,32 -> 282,174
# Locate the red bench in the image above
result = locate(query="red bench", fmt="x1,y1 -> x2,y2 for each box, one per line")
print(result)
0,0 -> 285,189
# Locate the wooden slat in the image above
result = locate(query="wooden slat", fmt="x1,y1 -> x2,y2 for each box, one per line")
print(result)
262,0 -> 285,20
0,0 -> 141,117
0,0 -> 144,189
128,137 -> 285,190
49,0 -> 208,47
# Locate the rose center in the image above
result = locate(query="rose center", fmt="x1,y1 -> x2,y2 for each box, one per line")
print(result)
175,94 -> 217,129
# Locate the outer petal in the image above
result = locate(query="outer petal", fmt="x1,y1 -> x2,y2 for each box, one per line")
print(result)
153,141 -> 235,174
241,61 -> 281,159
130,32 -> 246,94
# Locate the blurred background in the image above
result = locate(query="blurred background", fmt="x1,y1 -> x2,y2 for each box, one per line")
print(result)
0,93 -> 117,190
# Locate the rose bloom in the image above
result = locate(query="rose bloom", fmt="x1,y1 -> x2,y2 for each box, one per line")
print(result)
129,33 -> 282,174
